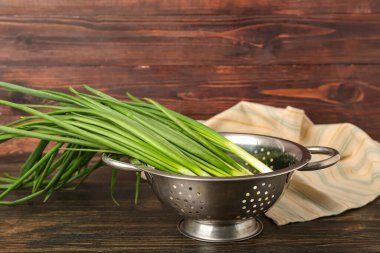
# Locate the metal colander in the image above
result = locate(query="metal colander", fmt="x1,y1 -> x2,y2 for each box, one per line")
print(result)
103,133 -> 340,242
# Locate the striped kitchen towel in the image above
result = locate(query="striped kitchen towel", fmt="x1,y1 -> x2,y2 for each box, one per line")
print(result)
205,101 -> 380,225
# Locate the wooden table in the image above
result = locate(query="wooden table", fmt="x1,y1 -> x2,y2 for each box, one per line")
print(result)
0,1 -> 379,252
0,154 -> 379,252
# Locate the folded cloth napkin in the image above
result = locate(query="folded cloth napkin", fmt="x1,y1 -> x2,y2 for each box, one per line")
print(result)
205,102 -> 380,225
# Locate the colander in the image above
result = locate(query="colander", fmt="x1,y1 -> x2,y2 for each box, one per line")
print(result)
102,133 -> 340,242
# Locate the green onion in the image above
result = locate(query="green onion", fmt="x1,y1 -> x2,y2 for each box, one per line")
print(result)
0,81 -> 273,205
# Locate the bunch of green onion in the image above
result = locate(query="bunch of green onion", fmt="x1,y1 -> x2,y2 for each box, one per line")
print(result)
0,82 -> 272,205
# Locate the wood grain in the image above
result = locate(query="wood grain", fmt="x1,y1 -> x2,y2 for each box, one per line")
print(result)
0,0 -> 380,16
0,15 -> 380,65
1,65 -> 379,144
0,155 -> 379,253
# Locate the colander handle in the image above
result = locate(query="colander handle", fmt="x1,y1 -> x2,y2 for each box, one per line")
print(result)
300,146 -> 341,171
102,154 -> 142,172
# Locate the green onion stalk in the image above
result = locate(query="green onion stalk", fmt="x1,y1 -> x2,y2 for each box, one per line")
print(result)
0,81 -> 272,205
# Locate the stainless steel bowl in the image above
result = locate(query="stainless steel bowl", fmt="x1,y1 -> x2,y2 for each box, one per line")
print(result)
102,133 -> 340,242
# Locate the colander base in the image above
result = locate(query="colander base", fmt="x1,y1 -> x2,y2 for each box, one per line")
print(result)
177,218 -> 263,242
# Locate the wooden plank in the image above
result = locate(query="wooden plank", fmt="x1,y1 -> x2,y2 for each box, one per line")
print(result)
1,65 -> 379,141
1,65 -> 379,105
0,15 -> 380,65
0,156 -> 379,252
0,0 -> 379,16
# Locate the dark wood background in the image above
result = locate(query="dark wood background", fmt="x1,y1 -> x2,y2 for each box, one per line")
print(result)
0,1 -> 379,252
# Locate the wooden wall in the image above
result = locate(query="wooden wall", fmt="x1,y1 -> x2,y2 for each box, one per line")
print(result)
0,0 -> 379,154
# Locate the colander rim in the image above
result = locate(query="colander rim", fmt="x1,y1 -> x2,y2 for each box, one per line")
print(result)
136,132 -> 312,181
